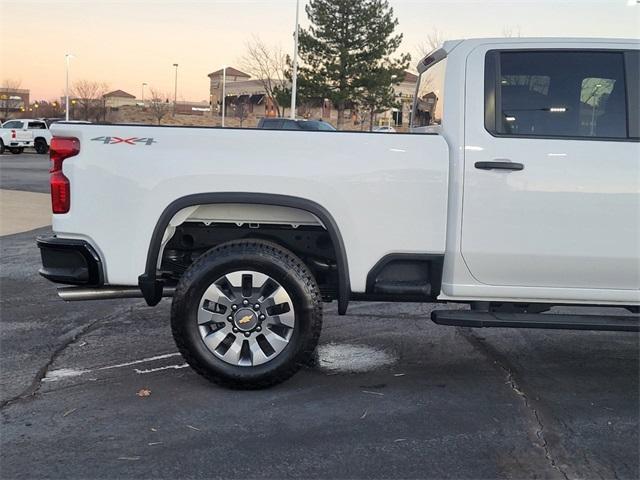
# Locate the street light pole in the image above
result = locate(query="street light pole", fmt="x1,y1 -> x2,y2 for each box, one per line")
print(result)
222,66 -> 227,127
141,82 -> 147,105
65,53 -> 73,121
172,63 -> 178,116
290,0 -> 300,119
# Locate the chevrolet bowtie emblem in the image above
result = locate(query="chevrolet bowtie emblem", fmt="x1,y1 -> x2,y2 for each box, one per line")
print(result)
238,315 -> 253,325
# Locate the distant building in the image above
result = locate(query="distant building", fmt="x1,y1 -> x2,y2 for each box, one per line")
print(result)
208,67 -> 278,118
390,71 -> 419,127
0,87 -> 30,115
175,101 -> 212,116
413,91 -> 438,127
206,66 -> 425,129
103,89 -> 137,108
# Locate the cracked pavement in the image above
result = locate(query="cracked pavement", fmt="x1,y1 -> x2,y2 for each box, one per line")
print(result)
1,154 -> 639,479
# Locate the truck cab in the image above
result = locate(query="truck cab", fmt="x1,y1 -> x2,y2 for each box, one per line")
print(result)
413,38 -> 639,306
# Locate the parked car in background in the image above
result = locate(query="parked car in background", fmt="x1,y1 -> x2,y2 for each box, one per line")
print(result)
0,119 -> 52,154
372,125 -> 397,133
1,120 -> 30,154
257,117 -> 336,131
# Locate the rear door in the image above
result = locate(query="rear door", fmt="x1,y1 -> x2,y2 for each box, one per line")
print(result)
16,120 -> 31,142
462,44 -> 639,290
2,120 -> 30,142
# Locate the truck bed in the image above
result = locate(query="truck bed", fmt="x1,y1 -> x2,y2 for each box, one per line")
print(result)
49,124 -> 449,292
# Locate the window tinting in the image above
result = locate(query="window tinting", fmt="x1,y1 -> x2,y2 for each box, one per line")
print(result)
492,51 -> 627,139
260,118 -> 283,129
298,120 -> 336,131
2,121 -> 22,129
283,120 -> 301,130
28,121 -> 47,129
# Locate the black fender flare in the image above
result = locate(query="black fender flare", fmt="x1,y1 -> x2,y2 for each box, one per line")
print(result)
138,192 -> 351,314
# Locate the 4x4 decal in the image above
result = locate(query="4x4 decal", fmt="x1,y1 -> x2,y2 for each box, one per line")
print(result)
91,136 -> 156,145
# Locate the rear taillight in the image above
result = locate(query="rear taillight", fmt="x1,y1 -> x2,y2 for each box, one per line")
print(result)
11,130 -> 16,139
50,137 -> 79,214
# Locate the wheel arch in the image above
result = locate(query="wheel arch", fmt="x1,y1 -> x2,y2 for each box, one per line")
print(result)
34,136 -> 49,153
139,192 -> 351,314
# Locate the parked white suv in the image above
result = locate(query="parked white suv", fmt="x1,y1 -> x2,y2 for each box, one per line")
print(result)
0,119 -> 52,154
38,38 -> 639,388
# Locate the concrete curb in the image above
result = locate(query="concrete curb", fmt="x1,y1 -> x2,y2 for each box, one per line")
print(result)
0,189 -> 51,236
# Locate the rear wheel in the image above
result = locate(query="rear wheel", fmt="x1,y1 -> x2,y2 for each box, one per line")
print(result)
34,138 -> 48,154
171,239 -> 323,389
0,140 -> 4,155
9,147 -> 23,154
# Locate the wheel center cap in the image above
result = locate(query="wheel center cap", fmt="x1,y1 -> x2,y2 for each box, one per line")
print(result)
234,309 -> 258,332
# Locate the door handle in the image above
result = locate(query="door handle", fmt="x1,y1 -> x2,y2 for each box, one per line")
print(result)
475,160 -> 524,171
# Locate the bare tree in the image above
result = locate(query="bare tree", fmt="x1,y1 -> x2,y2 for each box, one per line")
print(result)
35,100 -> 64,118
233,97 -> 251,127
416,28 -> 447,58
1,79 -> 23,118
149,88 -> 171,125
241,36 -> 289,117
72,80 -> 108,122
502,25 -> 522,37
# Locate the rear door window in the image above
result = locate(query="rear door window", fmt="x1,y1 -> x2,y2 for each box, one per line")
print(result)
486,50 -> 629,139
283,120 -> 301,130
314,121 -> 336,131
28,121 -> 47,129
261,119 -> 283,129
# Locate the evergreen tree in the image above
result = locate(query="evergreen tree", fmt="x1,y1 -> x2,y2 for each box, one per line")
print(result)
359,65 -> 404,130
297,0 -> 410,129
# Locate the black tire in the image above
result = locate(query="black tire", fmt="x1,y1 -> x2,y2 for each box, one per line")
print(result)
9,147 -> 24,154
0,140 -> 4,155
34,138 -> 48,154
171,239 -> 323,389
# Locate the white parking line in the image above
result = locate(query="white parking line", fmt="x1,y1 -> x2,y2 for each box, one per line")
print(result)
43,352 -> 182,382
134,363 -> 189,374
96,353 -> 181,371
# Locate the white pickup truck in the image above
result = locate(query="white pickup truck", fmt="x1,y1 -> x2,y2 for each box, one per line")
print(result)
38,38 -> 639,388
0,118 -> 51,154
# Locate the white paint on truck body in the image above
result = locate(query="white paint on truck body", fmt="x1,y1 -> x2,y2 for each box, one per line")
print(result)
49,125 -> 449,293
48,37 -> 640,307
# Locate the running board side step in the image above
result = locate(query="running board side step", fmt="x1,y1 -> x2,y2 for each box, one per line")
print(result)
431,310 -> 639,332
57,286 -> 175,302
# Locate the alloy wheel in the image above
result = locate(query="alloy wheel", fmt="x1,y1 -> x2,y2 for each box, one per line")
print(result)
197,270 -> 295,367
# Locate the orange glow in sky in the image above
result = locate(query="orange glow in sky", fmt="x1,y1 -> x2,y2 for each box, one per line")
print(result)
1,0 -> 638,102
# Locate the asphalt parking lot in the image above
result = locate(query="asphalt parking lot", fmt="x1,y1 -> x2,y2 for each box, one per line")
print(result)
1,153 -> 638,479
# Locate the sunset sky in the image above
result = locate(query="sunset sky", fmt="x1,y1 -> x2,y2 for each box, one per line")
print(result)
1,0 -> 638,102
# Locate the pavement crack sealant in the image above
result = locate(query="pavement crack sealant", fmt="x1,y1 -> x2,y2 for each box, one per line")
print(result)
457,327 -> 572,480
0,308 -> 128,410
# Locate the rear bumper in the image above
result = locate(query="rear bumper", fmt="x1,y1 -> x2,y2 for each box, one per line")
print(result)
36,236 -> 104,286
